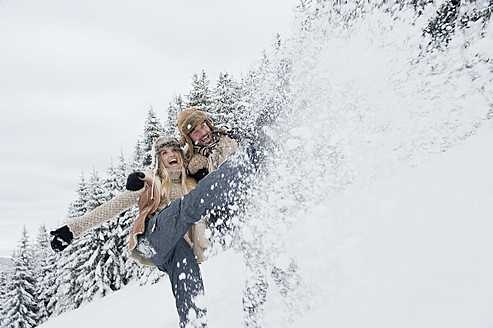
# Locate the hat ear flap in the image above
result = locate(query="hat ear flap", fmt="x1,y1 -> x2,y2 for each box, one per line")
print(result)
183,143 -> 190,159
179,150 -> 189,173
156,158 -> 162,177
153,148 -> 162,176
184,135 -> 194,161
180,130 -> 186,146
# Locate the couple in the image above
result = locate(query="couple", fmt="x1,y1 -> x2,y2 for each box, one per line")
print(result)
50,109 -> 258,328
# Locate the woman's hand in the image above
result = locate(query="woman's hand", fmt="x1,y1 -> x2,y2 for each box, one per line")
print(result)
50,226 -> 74,252
126,172 -> 145,191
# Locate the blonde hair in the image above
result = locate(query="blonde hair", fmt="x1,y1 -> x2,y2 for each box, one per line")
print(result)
158,157 -> 196,204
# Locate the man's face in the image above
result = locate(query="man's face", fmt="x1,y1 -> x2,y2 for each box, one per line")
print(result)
189,121 -> 212,146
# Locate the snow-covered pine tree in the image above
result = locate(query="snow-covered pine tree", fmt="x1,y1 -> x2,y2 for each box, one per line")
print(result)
166,94 -> 186,138
73,169 -> 112,304
2,228 -> 38,328
67,173 -> 90,221
130,139 -> 145,172
239,70 -> 262,128
423,0 -> 461,47
121,205 -> 144,283
0,261 -> 9,326
186,70 -> 212,113
33,224 -> 58,324
241,35 -> 293,131
53,173 -> 91,315
141,107 -> 165,169
102,153 -> 138,288
105,155 -> 126,199
210,72 -> 244,127
136,264 -> 164,286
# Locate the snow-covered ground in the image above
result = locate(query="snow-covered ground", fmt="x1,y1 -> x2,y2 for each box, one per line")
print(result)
39,121 -> 493,327
289,121 -> 493,328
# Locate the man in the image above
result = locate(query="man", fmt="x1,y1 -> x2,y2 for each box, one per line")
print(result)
177,108 -> 239,181
177,109 -> 304,328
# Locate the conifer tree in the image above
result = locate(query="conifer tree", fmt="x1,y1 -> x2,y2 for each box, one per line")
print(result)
33,224 -> 57,324
66,173 -> 89,221
0,264 -> 9,326
2,228 -> 38,328
242,36 -> 293,129
130,139 -> 145,172
102,154 -> 137,288
166,94 -> 186,138
122,205 -> 143,283
53,173 -> 90,315
211,72 -> 244,127
137,265 -> 164,286
424,0 -> 460,46
421,0 -> 493,49
73,169 -> 111,304
105,155 -> 126,199
141,107 -> 165,169
186,70 -> 212,113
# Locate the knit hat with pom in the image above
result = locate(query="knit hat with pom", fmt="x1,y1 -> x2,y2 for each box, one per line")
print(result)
177,109 -> 225,160
152,136 -> 186,177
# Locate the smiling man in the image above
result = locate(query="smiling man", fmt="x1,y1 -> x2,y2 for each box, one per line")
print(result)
177,108 -> 277,328
177,109 -> 239,181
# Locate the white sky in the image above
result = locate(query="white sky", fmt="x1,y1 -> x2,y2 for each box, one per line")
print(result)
0,0 -> 299,257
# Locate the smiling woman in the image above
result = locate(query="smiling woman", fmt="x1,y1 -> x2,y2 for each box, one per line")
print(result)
50,136 -> 210,326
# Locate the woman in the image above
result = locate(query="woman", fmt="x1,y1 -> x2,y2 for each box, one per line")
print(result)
50,137 -> 209,328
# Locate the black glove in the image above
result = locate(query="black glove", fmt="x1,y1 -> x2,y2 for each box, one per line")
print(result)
126,172 -> 145,191
50,225 -> 73,252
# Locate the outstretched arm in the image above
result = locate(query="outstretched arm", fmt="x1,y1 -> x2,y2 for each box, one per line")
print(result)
67,189 -> 142,237
50,174 -> 145,252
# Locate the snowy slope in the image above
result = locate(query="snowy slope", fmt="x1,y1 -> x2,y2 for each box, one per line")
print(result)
288,121 -> 493,328
39,122 -> 493,328
38,249 -> 248,328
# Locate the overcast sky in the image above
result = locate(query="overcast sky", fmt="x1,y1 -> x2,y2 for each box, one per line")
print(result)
0,0 -> 299,257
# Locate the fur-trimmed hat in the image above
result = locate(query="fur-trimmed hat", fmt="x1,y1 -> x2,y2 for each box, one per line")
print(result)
152,136 -> 186,176
177,109 -> 225,160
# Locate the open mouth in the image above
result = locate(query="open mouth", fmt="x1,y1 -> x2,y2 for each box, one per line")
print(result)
168,158 -> 178,166
201,134 -> 211,144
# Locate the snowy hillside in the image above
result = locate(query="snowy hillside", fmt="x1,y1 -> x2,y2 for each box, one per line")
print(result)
39,121 -> 493,328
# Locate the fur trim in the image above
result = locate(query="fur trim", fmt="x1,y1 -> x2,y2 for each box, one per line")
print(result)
188,135 -> 238,175
154,136 -> 181,154
188,153 -> 209,175
178,110 -> 211,136
207,135 -> 238,172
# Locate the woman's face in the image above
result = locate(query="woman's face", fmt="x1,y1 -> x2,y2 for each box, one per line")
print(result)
160,147 -> 182,169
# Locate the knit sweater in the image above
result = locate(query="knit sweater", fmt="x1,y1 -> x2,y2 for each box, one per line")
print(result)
67,170 -> 208,265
